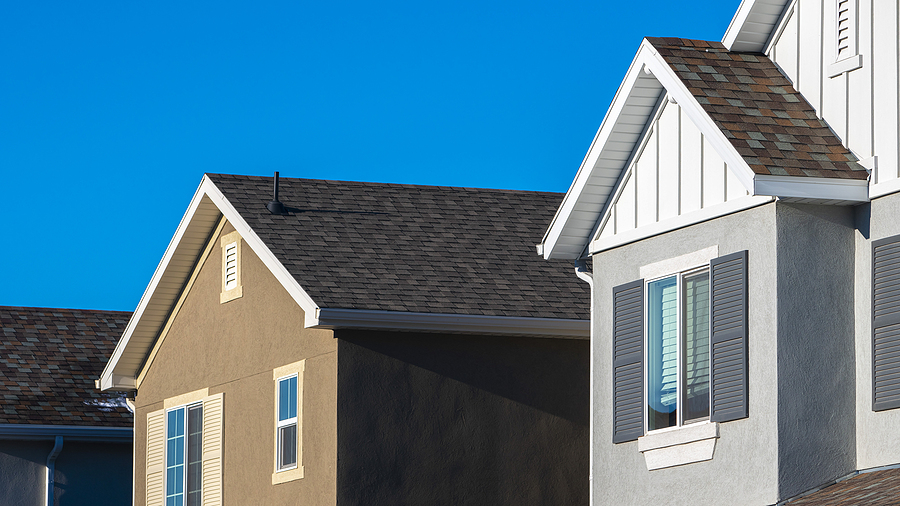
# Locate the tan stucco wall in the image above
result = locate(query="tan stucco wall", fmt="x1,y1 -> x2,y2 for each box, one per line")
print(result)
134,221 -> 337,505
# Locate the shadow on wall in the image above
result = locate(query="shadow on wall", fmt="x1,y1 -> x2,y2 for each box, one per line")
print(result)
338,330 -> 589,425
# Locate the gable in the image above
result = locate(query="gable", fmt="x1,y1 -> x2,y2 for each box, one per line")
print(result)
592,98 -> 764,253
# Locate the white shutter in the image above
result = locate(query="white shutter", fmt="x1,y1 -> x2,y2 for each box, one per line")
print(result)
146,409 -> 165,506
202,393 -> 224,506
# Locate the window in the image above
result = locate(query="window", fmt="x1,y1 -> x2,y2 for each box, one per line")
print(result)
276,375 -> 298,470
220,231 -> 242,303
166,404 -> 203,506
612,250 -> 747,447
646,268 -> 710,431
272,360 -> 304,484
147,389 -> 223,506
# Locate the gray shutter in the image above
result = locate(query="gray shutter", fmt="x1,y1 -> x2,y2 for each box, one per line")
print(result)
872,235 -> 900,411
709,250 -> 748,423
612,279 -> 644,443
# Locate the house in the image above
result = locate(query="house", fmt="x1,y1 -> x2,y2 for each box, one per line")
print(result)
0,306 -> 133,506
538,0 -> 900,504
99,174 -> 591,505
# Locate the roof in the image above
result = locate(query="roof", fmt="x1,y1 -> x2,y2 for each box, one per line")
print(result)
722,0 -> 792,52
0,307 -> 132,427
784,466 -> 900,505
647,37 -> 866,180
208,174 -> 589,319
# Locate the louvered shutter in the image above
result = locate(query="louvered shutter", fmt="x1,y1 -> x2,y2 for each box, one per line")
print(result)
709,251 -> 749,423
146,409 -> 166,506
202,393 -> 224,506
612,279 -> 644,443
872,236 -> 900,411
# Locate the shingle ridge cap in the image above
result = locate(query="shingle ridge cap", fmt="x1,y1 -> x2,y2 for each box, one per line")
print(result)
205,173 -> 565,198
0,306 -> 131,316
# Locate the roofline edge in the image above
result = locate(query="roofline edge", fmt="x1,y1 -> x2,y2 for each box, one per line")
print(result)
0,424 -> 133,442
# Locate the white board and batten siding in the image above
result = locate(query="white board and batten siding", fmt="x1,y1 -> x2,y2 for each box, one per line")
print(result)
593,100 -> 763,253
768,0 -> 900,197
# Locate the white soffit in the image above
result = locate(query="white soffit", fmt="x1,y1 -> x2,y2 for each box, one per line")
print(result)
99,175 -> 321,391
722,0 -> 792,52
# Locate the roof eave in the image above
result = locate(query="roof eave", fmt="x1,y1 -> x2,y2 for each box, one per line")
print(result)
722,0 -> 793,52
315,308 -> 590,339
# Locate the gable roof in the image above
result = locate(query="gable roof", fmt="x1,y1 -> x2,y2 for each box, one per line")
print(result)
540,34 -> 869,260
208,174 -> 588,319
784,466 -> 900,505
648,37 -> 865,180
101,175 -> 591,391
0,307 -> 132,428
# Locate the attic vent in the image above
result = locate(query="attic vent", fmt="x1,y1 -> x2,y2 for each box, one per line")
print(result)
836,0 -> 856,61
224,242 -> 238,290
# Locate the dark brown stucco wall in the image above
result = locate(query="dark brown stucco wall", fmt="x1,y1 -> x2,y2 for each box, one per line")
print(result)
335,330 -> 589,506
134,221 -> 337,505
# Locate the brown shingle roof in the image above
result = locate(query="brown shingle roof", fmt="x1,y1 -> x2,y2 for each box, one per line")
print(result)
207,174 -> 590,320
0,307 -> 133,427
646,37 -> 867,180
785,467 -> 900,505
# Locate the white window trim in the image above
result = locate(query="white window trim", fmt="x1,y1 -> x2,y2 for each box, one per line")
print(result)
639,252 -> 719,470
164,400 -> 204,505
272,360 -> 305,485
220,231 -> 243,304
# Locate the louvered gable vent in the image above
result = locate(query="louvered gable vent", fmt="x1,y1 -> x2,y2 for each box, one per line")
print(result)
873,236 -> 900,411
224,242 -> 238,290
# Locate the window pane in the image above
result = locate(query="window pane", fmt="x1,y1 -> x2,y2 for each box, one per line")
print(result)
683,271 -> 710,422
186,405 -> 203,506
648,276 -> 678,431
279,424 -> 298,469
279,376 -> 297,421
166,407 -> 186,506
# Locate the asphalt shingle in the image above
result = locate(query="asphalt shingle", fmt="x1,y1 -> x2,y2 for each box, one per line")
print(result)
646,37 -> 867,180
207,174 -> 590,320
0,307 -> 133,427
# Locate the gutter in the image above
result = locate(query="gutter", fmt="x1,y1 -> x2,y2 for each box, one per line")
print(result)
45,436 -> 63,506
0,424 -> 133,442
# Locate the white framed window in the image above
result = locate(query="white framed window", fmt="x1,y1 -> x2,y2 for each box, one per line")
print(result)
165,403 -> 203,506
645,267 -> 710,432
276,375 -> 298,471
272,360 -> 304,484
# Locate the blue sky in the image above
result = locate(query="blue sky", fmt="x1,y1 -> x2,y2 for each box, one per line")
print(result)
1,0 -> 740,311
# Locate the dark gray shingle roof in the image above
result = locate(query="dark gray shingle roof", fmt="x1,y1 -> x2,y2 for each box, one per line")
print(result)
0,307 -> 133,427
647,37 -> 867,180
785,467 -> 900,505
208,174 -> 589,320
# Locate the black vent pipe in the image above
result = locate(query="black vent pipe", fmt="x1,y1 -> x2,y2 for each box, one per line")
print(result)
266,171 -> 286,215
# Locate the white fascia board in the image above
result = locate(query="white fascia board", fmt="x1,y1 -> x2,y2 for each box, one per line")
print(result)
754,175 -> 870,201
99,175 -> 321,392
0,425 -> 133,442
315,308 -> 590,339
870,178 -> 900,200
723,0 -> 792,52
540,43 -> 663,260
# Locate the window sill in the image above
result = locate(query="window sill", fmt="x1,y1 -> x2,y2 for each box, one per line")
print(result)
828,54 -> 863,78
637,421 -> 719,470
272,465 -> 304,485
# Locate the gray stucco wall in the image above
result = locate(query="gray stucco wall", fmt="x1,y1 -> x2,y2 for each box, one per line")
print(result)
0,439 -> 131,506
856,191 -> 900,469
591,202 -> 780,506
775,203 -> 856,499
335,330 -> 589,506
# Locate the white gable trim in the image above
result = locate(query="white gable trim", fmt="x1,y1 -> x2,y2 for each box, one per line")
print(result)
754,175 -> 869,201
99,176 -> 321,391
723,0 -> 793,52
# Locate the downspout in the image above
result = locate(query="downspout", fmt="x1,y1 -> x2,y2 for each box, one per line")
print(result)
126,395 -> 136,506
574,258 -> 594,506
45,435 -> 63,506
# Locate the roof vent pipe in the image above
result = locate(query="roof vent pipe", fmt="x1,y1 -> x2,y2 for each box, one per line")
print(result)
266,171 -> 286,215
